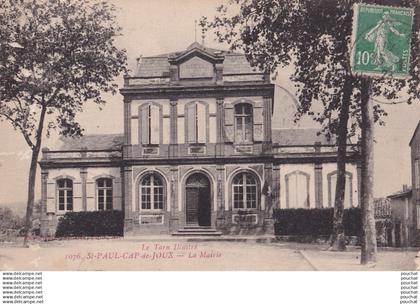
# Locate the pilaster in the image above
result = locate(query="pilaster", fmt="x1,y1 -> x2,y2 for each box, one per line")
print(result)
80,167 -> 88,211
216,165 -> 226,227
40,169 -> 49,237
123,166 -> 133,233
262,96 -> 272,154
263,96 -> 272,142
169,98 -> 178,157
272,164 -> 281,209
263,163 -> 274,234
314,163 -> 323,208
169,166 -> 179,232
123,97 -> 132,158
216,98 -> 225,156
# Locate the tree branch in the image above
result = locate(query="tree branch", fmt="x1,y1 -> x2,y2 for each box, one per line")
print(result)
371,97 -> 412,105
45,87 -> 61,106
0,112 -> 35,149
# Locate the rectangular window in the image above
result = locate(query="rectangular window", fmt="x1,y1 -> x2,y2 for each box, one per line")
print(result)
187,103 -> 206,144
57,179 -> 73,212
246,186 -> 257,209
106,189 -> 113,210
244,116 -> 253,142
415,160 -> 420,190
97,178 -> 113,210
141,187 -> 151,209
234,104 -> 253,143
66,193 -> 73,211
58,193 -> 65,211
153,187 -> 163,209
233,186 -> 244,209
141,104 -> 160,145
187,104 -> 196,143
98,189 -> 104,210
235,117 -> 243,142
150,105 -> 160,144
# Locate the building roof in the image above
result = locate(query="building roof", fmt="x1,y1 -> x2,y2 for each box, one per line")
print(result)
53,129 -> 336,151
134,42 -> 261,78
272,128 -> 334,146
58,134 -> 124,151
409,120 -> 420,146
387,188 -> 412,199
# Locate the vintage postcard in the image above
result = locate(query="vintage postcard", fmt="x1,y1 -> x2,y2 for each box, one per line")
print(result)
0,0 -> 419,276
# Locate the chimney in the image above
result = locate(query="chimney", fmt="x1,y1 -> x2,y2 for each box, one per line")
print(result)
403,184 -> 408,191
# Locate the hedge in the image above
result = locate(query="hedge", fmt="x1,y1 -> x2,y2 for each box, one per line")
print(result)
273,208 -> 361,236
55,210 -> 124,238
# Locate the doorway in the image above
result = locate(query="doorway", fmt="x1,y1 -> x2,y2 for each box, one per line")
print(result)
185,173 -> 211,226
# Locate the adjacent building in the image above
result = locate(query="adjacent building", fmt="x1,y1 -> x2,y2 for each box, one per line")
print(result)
387,120 -> 420,247
39,43 -> 361,237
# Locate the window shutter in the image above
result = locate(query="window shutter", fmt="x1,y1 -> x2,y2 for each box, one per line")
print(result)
253,105 -> 263,142
187,103 -> 196,143
224,104 -> 234,142
113,179 -> 121,210
150,105 -> 160,144
46,183 -> 55,213
86,181 -> 95,211
140,105 -> 149,145
197,103 -> 206,143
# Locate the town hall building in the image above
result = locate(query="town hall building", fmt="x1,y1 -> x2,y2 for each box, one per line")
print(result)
39,42 -> 361,237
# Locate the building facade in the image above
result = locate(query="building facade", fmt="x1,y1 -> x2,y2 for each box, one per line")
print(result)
39,43 -> 361,237
386,121 -> 420,247
410,121 -> 420,221
387,187 -> 414,247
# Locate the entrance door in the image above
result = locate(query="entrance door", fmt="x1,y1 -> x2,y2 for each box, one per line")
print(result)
185,173 -> 211,226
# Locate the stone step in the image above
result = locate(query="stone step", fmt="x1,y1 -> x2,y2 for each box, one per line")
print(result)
172,227 -> 222,236
171,231 -> 223,236
175,230 -> 220,234
182,226 -> 214,230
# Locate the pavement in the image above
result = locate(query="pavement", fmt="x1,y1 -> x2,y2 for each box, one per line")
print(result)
0,237 -> 418,271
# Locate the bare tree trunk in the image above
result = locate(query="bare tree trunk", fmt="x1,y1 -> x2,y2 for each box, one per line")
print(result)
23,147 -> 41,247
329,76 -> 352,251
360,78 -> 377,264
23,106 -> 46,247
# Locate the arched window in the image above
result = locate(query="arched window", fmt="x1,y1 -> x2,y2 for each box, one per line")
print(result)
328,171 -> 353,208
140,174 -> 164,210
186,102 -> 207,143
97,178 -> 113,210
57,178 -> 73,211
234,103 -> 253,143
140,103 -> 160,145
232,172 -> 258,209
286,171 -> 310,208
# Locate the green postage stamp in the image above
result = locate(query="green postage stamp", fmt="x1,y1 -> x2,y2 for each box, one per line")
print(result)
351,3 -> 415,78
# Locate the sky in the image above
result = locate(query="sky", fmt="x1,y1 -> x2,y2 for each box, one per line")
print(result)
0,0 -> 419,209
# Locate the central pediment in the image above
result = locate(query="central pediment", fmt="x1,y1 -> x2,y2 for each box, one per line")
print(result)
179,56 -> 214,79
167,42 -> 225,79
